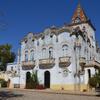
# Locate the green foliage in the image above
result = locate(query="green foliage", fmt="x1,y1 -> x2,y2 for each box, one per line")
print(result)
89,76 -> 97,88
89,70 -> 100,88
0,44 -> 16,71
31,71 -> 39,85
0,79 -> 7,87
26,71 -> 39,89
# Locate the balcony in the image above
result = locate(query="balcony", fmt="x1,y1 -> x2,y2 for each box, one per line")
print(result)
39,58 -> 55,69
85,60 -> 100,68
59,56 -> 71,68
22,60 -> 35,70
79,57 -> 86,66
74,41 -> 81,48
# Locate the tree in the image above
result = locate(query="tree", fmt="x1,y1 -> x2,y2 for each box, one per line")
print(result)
0,79 -> 7,87
88,76 -> 97,88
0,44 -> 16,71
89,69 -> 100,88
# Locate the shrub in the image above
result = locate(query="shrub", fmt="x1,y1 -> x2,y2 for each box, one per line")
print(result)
0,79 -> 7,87
88,71 -> 100,88
88,77 -> 97,88
26,71 -> 39,89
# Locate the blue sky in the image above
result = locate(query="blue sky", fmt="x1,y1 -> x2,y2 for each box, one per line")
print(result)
0,0 -> 100,54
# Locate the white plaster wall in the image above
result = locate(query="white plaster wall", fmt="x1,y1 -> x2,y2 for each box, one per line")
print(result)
13,23 -> 98,88
7,63 -> 18,72
37,31 -> 76,86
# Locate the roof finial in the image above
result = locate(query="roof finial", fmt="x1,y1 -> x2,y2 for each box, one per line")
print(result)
77,0 -> 81,8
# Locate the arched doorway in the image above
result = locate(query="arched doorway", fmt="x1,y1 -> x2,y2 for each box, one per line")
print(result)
26,72 -> 31,89
44,71 -> 50,88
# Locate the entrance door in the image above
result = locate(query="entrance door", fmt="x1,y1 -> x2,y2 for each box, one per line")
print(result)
44,71 -> 50,88
26,72 -> 31,89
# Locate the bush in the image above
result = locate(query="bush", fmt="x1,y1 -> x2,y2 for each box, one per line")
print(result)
26,71 -> 39,89
0,79 -> 7,87
88,71 -> 100,88
88,77 -> 97,88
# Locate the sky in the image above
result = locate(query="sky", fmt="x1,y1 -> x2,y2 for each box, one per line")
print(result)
0,0 -> 100,55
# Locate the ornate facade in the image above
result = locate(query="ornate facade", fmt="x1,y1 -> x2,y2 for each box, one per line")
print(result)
7,4 -> 100,91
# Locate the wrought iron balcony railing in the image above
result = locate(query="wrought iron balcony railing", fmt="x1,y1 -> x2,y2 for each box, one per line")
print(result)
39,58 -> 55,69
59,56 -> 71,68
79,57 -> 86,66
74,41 -> 81,48
22,60 -> 35,70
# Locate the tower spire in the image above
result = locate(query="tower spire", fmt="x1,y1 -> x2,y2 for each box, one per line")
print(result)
71,3 -> 88,24
69,2 -> 96,31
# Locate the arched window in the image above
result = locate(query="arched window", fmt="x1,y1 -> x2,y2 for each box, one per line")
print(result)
41,36 -> 45,45
11,67 -> 13,71
25,51 -> 28,62
30,50 -> 34,61
56,36 -> 58,42
49,47 -> 53,58
50,34 -> 53,43
62,45 -> 68,56
42,48 -> 46,58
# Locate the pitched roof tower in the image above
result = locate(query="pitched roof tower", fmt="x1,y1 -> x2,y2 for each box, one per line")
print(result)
72,3 -> 88,24
69,3 -> 95,30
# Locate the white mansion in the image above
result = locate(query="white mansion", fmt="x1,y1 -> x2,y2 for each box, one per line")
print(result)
7,4 -> 100,91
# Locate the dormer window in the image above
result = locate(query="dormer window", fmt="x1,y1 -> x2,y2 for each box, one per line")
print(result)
74,17 -> 81,23
82,26 -> 86,32
32,39 -> 34,42
41,36 -> 45,40
50,34 -> 53,38
25,40 -> 27,43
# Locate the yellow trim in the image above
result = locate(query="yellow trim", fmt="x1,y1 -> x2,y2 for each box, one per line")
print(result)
51,84 -> 89,91
80,84 -> 88,92
51,84 -> 74,90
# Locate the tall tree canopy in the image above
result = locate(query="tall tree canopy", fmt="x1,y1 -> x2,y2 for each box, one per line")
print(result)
0,44 -> 16,71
